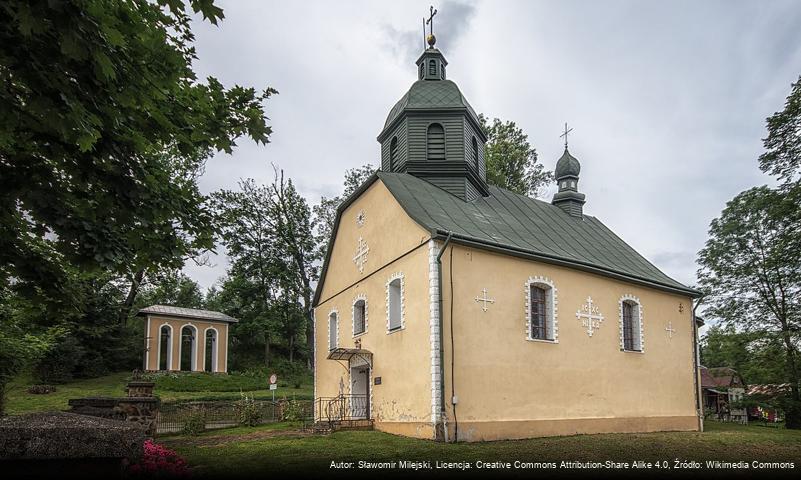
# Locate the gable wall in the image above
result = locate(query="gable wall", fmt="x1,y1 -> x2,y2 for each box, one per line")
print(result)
314,180 -> 435,439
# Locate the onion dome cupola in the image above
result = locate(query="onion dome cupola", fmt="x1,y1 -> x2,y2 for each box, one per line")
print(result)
551,146 -> 586,218
377,18 -> 488,201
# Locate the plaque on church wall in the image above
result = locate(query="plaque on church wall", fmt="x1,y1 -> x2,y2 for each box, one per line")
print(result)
374,377 -> 382,385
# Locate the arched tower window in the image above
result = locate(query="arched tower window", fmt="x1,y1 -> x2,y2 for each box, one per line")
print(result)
428,59 -> 436,76
389,136 -> 398,171
471,136 -> 479,171
426,123 -> 445,161
441,64 -> 446,79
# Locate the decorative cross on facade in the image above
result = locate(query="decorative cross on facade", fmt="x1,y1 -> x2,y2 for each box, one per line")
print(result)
576,296 -> 604,337
665,321 -> 676,339
474,288 -> 495,312
353,236 -> 369,273
560,122 -> 573,148
426,5 -> 437,36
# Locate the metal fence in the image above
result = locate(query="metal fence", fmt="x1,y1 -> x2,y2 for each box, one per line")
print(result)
155,399 -> 312,435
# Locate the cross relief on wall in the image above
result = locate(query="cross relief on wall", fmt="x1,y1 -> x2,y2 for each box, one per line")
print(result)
474,288 -> 495,312
576,296 -> 604,337
665,321 -> 676,339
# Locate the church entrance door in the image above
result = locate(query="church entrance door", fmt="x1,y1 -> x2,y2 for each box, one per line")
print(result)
349,364 -> 370,419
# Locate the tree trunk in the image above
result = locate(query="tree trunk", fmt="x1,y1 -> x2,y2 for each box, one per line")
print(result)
289,335 -> 294,363
780,328 -> 801,429
119,269 -> 145,326
264,338 -> 270,368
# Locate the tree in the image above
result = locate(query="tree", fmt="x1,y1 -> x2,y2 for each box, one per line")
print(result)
700,324 -> 788,385
760,76 -> 801,184
479,114 -> 552,197
697,184 -> 801,428
134,271 -> 204,311
211,171 -> 316,367
0,0 -> 275,310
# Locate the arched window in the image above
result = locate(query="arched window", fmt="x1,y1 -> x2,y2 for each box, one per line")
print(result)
471,136 -> 479,171
441,64 -> 446,79
328,311 -> 338,351
204,328 -> 218,372
619,295 -> 643,352
426,123 -> 445,161
353,296 -> 367,336
428,59 -> 436,76
526,276 -> 558,342
179,325 -> 197,371
158,324 -> 172,370
419,63 -> 424,79
389,136 -> 398,171
387,273 -> 404,331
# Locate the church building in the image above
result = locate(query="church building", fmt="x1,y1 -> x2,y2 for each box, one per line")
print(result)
312,28 -> 702,442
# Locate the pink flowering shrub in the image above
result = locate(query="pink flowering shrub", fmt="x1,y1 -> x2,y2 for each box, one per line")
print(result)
128,439 -> 190,478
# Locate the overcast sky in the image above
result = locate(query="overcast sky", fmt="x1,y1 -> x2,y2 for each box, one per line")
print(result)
183,0 -> 801,310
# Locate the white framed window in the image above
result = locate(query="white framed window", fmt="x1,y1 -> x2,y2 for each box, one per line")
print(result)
352,294 -> 368,336
328,310 -> 339,351
525,276 -> 558,342
619,294 -> 644,352
386,272 -> 405,332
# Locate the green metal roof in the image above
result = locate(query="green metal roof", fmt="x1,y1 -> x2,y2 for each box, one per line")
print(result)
377,172 -> 699,297
383,80 -> 480,129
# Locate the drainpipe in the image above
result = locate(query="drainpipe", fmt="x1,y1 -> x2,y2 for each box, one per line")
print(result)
436,231 -> 453,443
692,295 -> 705,432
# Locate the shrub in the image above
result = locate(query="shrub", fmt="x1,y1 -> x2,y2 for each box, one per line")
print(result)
128,440 -> 189,477
281,398 -> 306,422
236,393 -> 263,427
180,406 -> 206,436
26,384 -> 56,394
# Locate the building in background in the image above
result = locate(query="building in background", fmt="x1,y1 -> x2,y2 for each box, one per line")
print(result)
139,305 -> 236,373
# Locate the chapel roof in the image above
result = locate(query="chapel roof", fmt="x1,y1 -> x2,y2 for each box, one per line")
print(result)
136,305 -> 238,323
378,172 -> 698,297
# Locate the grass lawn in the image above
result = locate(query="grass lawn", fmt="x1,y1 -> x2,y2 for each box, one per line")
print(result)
162,421 -> 801,477
5,370 -> 313,415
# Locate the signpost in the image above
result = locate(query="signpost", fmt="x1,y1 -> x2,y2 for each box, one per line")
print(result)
269,373 -> 278,402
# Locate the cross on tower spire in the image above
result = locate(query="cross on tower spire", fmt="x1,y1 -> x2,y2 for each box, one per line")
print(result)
425,6 -> 438,48
560,122 -> 573,149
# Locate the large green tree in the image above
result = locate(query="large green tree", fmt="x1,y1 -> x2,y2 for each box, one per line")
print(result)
760,76 -> 801,184
0,0 -> 275,308
479,114 -> 552,197
211,171 -> 316,367
697,184 -> 801,428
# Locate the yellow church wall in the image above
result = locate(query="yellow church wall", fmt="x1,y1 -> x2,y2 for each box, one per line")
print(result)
314,179 -> 436,439
144,316 -> 229,373
439,244 -> 700,441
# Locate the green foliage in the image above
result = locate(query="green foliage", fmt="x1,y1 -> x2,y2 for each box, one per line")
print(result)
760,76 -> 801,184
698,184 -> 801,427
134,271 -> 205,311
236,393 -> 263,427
210,170 -> 317,367
700,325 -> 788,385
280,398 -> 306,422
479,114 -> 552,197
180,406 -> 207,436
0,286 -> 62,414
0,0 -> 274,311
